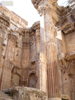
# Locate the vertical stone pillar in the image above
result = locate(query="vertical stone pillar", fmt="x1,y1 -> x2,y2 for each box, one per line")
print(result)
31,0 -> 61,99
0,14 -> 10,90
44,10 -> 60,100
36,28 -> 47,93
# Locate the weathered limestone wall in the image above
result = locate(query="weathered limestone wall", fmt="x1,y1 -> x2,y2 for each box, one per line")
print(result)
0,1 -> 75,100
55,1 -> 75,100
0,5 -> 28,90
0,6 -> 28,28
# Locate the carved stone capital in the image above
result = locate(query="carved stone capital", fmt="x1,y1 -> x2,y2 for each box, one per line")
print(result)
31,0 -> 57,15
38,5 -> 51,16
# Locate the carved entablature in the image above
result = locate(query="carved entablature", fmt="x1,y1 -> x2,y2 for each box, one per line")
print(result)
61,22 -> 75,34
31,21 -> 40,31
56,3 -> 75,33
0,13 -> 10,27
15,28 -> 25,36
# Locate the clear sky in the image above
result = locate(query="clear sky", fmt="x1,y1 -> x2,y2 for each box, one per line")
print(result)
0,0 -> 67,27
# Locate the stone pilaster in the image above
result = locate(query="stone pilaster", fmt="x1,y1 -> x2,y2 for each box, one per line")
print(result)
22,30 -> 30,68
35,28 -> 47,93
0,13 -> 10,90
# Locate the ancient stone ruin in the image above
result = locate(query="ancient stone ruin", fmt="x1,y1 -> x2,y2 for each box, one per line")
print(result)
0,0 -> 75,100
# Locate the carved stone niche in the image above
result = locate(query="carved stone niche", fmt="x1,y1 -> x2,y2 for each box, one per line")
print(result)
28,73 -> 37,88
11,66 -> 21,87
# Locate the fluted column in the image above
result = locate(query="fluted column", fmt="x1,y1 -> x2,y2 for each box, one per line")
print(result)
31,0 -> 61,99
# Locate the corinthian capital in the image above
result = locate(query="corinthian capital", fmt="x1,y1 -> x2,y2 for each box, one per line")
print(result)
38,4 -> 51,16
31,0 -> 57,11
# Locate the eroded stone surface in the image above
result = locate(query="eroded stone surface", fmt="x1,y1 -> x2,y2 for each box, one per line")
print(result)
2,86 -> 48,100
0,0 -> 75,100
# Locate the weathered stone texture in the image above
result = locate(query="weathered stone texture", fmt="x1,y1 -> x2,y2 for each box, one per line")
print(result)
0,0 -> 75,100
2,87 -> 48,100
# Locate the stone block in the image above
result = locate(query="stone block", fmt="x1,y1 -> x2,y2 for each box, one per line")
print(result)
3,86 -> 48,100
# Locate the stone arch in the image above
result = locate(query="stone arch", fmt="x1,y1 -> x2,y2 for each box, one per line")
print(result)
28,73 -> 36,88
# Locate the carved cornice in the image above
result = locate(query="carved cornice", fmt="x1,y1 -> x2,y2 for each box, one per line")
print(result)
56,5 -> 75,34
0,13 -> 10,27
61,22 -> 75,34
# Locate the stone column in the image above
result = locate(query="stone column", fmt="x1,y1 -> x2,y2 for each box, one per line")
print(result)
44,11 -> 60,100
31,0 -> 61,99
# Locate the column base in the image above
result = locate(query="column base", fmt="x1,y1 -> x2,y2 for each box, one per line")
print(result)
48,98 -> 61,100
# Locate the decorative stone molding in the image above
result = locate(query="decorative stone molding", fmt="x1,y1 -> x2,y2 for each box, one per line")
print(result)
31,21 -> 40,30
8,34 -> 18,45
59,58 -> 67,73
0,14 -> 10,31
38,5 -> 51,16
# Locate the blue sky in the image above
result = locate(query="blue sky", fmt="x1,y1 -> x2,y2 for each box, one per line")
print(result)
0,0 -> 67,27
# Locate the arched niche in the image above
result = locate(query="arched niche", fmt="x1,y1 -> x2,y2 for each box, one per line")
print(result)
28,73 -> 36,88
12,73 -> 20,86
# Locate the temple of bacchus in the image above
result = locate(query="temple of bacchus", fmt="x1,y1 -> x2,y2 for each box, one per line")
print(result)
0,0 -> 75,100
